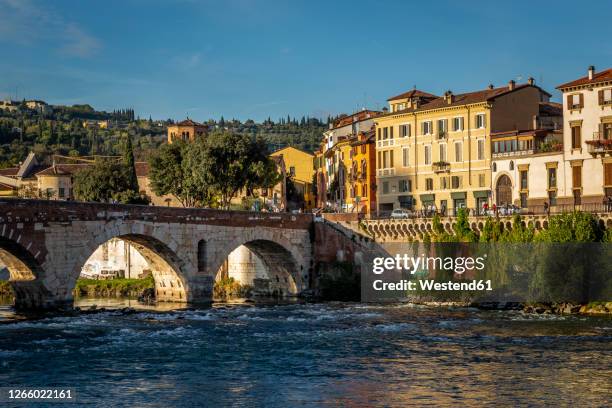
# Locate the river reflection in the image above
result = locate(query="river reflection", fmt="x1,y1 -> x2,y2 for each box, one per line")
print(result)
0,299 -> 610,407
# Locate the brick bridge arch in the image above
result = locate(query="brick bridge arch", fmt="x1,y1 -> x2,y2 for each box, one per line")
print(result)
0,199 -> 317,310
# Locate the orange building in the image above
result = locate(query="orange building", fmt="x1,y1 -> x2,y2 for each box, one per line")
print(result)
348,129 -> 377,214
167,118 -> 207,143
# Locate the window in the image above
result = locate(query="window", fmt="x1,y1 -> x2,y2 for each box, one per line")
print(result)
377,151 -> 382,168
289,166 -> 296,176
478,173 -> 486,187
377,128 -> 381,140
475,113 -> 486,129
477,139 -> 485,160
548,168 -> 557,189
600,89 -> 612,105
548,190 -> 557,206
399,179 -> 409,192
568,93 -> 583,109
520,192 -> 528,208
383,127 -> 388,139
390,126 -> 394,139
520,170 -> 528,190
440,176 -> 449,189
602,122 -> 612,140
422,121 -> 433,135
451,176 -> 462,189
402,147 -> 409,167
571,125 -> 581,149
439,144 -> 447,162
572,166 -> 582,189
492,162 -> 497,172
437,119 -> 448,138
382,181 -> 389,194
454,142 -> 462,162
509,160 -> 514,171
361,144 -> 366,154
424,145 -> 431,165
425,178 -> 433,191
400,124 -> 411,137
363,184 -> 368,197
452,117 -> 464,131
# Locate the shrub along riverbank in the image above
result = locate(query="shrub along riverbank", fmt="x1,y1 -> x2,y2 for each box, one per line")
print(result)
74,276 -> 154,298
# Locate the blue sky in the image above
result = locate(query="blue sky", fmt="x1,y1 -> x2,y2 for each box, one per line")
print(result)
1,0 -> 610,122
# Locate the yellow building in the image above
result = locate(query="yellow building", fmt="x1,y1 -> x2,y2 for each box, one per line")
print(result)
167,118 -> 207,143
270,146 -> 315,210
375,80 -> 552,214
348,130 -> 377,214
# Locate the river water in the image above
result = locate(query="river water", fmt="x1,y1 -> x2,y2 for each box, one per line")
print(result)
0,299 -> 610,407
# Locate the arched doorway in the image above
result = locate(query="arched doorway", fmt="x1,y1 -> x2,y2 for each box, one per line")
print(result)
496,175 -> 512,206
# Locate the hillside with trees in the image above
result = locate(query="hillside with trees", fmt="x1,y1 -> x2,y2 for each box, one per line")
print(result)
0,102 -> 328,168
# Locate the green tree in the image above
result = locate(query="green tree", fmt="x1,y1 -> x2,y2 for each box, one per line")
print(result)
73,159 -> 134,203
148,141 -> 213,208
186,131 -> 281,209
123,135 -> 139,192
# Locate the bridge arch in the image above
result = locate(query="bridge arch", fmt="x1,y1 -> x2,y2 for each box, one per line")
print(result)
211,233 -> 306,297
0,236 -> 54,309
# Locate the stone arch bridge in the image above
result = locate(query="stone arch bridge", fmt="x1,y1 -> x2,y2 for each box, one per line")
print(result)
0,200 -> 371,310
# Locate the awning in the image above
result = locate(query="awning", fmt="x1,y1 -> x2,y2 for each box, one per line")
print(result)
398,195 -> 413,203
420,194 -> 435,202
473,190 -> 490,199
451,192 -> 467,200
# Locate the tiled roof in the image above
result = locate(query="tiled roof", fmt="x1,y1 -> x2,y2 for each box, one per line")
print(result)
35,164 -> 90,176
332,110 -> 381,129
0,167 -> 19,176
386,84 -> 549,115
556,68 -> 612,89
174,118 -> 205,127
387,89 -> 438,101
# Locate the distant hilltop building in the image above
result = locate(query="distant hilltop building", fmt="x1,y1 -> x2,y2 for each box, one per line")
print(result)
0,99 -> 52,114
167,118 -> 208,143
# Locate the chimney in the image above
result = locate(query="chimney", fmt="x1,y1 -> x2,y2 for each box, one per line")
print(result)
508,80 -> 516,91
412,98 -> 419,109
588,65 -> 595,80
488,84 -> 494,90
445,90 -> 454,104
527,77 -> 535,86
382,107 -> 389,114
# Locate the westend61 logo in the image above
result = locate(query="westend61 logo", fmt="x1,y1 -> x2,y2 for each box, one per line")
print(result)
371,254 -> 492,292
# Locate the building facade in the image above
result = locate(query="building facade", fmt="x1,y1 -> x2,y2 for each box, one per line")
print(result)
375,81 -> 552,215
557,66 -> 612,209
270,146 -> 315,210
320,109 -> 380,211
167,118 -> 207,143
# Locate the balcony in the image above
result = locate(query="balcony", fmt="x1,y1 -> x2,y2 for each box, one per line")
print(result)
377,168 -> 395,177
432,161 -> 450,173
377,139 -> 395,148
586,132 -> 612,155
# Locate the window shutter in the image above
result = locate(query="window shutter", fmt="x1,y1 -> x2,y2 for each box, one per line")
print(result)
579,93 -> 584,108
572,166 -> 582,188
605,163 -> 612,186
599,90 -> 604,105
567,94 -> 572,108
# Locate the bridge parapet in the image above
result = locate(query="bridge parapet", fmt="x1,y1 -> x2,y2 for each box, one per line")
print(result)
355,213 -> 612,242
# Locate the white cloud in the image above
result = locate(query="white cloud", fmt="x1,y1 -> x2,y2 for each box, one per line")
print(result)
0,0 -> 101,57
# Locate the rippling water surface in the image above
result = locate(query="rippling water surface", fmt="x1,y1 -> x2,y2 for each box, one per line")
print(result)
0,299 -> 610,407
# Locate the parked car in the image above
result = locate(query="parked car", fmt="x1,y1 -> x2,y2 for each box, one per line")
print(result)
390,208 -> 412,219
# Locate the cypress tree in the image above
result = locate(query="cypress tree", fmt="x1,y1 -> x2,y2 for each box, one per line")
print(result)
123,135 -> 139,192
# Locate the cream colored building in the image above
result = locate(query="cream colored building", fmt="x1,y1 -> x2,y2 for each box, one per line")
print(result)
557,66 -> 612,208
375,80 -> 552,214
491,129 -> 564,212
